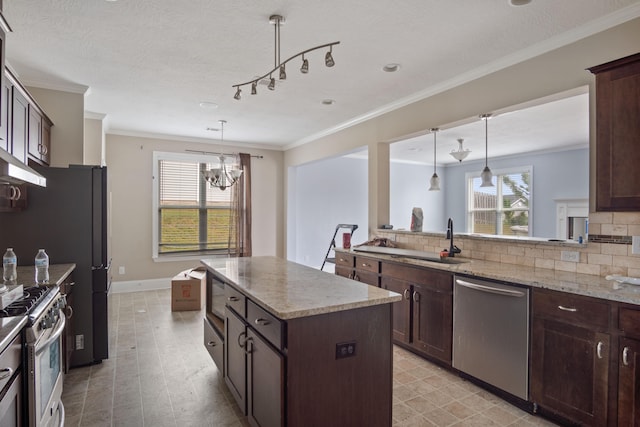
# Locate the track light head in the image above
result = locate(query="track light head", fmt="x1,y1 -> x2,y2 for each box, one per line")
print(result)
325,46 -> 335,67
268,76 -> 276,90
234,88 -> 241,100
251,81 -> 257,95
279,64 -> 286,80
301,57 -> 309,74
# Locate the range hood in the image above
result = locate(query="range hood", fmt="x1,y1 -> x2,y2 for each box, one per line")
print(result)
0,148 -> 47,187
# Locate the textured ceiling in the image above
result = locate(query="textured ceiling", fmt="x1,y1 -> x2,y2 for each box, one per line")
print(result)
3,0 -> 640,152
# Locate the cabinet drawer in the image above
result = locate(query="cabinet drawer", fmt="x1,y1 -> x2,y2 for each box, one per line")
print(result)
225,286 -> 246,318
204,318 -> 224,373
382,262 -> 452,290
619,307 -> 640,338
353,270 -> 379,287
532,289 -> 610,330
355,256 -> 379,273
335,266 -> 353,279
247,300 -> 284,350
335,253 -> 354,268
0,333 -> 21,393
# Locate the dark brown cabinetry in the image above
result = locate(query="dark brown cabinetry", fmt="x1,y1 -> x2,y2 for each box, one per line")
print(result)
27,104 -> 51,165
617,306 -> 640,426
9,83 -> 28,164
588,52 -> 640,211
353,255 -> 380,286
531,288 -> 611,426
334,253 -> 354,279
224,287 -> 284,427
381,262 -> 453,365
0,10 -> 7,152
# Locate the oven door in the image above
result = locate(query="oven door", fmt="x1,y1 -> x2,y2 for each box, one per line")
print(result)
28,310 -> 66,427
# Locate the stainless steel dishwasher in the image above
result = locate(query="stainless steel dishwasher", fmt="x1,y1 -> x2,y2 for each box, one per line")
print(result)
452,276 -> 530,400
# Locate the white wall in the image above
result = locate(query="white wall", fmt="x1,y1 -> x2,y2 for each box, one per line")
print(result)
289,155 -> 368,269
283,18 -> 640,249
390,162 -> 446,232
106,133 -> 283,281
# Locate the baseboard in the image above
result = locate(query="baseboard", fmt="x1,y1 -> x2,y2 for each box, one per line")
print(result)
110,277 -> 171,294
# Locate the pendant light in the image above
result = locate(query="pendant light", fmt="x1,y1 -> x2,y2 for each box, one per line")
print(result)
479,114 -> 494,187
450,138 -> 471,162
202,120 -> 243,191
429,128 -> 440,191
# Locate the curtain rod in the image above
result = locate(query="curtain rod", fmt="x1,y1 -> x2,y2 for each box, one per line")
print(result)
185,149 -> 264,159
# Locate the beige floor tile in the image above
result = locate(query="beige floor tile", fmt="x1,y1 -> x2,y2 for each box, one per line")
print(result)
63,290 -> 560,427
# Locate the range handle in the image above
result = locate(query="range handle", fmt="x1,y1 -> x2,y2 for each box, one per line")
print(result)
455,279 -> 526,297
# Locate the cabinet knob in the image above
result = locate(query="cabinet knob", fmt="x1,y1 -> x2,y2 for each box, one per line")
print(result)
413,291 -> 420,303
228,296 -> 240,302
623,346 -> 631,366
207,341 -> 217,347
403,289 -> 410,300
238,332 -> 247,348
244,337 -> 254,355
254,318 -> 271,326
362,263 -> 370,267
557,305 -> 577,313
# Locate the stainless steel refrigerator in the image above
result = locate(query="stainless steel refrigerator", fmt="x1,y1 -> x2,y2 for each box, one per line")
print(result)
0,164 -> 110,367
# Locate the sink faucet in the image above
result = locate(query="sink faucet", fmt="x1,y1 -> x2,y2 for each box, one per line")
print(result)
446,218 -> 462,257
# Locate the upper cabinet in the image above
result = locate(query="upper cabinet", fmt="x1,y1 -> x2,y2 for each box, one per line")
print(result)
0,6 -> 8,152
589,53 -> 640,211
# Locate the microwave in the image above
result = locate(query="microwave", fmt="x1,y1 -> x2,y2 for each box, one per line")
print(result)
205,272 -> 226,334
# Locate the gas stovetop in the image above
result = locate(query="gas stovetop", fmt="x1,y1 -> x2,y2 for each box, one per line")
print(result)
0,285 -> 54,318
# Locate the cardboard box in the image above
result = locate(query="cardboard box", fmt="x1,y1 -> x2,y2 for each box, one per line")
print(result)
171,267 -> 206,311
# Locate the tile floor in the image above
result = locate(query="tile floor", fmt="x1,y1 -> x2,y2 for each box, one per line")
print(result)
62,289 -> 559,426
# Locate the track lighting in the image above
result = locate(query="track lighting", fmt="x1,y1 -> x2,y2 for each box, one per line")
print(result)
429,128 -> 441,191
325,46 -> 335,67
479,114 -> 494,187
251,81 -> 257,95
232,14 -> 339,100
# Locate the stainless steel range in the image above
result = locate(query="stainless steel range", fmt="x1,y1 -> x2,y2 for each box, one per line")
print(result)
0,285 -> 66,427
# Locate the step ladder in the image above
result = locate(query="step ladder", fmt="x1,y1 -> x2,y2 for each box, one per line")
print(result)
321,224 -> 358,271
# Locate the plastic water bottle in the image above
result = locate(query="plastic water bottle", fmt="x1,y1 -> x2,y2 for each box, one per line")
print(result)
3,248 -> 17,283
35,249 -> 49,284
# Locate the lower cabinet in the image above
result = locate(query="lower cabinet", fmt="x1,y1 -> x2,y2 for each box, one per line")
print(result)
246,329 -> 284,427
203,318 -> 224,373
530,288 -> 611,426
380,262 -> 453,365
617,336 -> 640,426
225,308 -> 248,413
225,303 -> 284,427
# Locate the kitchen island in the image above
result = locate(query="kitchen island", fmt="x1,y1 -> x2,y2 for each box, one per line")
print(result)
201,256 -> 401,427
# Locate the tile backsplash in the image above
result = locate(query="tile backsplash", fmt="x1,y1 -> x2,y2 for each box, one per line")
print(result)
374,212 -> 640,278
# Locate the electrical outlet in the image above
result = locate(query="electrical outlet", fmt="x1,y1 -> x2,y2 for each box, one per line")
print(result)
335,341 -> 357,359
633,236 -> 640,255
119,266 -> 125,275
561,250 -> 580,263
75,334 -> 84,350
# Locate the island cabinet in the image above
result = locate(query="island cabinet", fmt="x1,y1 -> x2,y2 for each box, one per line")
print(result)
203,256 -> 398,427
588,52 -> 640,211
616,305 -> 640,426
380,262 -> 453,365
530,288 -> 613,426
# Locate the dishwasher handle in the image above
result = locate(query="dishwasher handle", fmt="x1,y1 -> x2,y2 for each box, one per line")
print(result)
455,279 -> 526,297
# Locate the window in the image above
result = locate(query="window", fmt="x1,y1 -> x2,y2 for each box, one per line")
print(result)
152,151 -> 239,258
466,167 -> 532,236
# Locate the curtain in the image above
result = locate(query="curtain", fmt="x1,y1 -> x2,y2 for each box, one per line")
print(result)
229,153 -> 252,257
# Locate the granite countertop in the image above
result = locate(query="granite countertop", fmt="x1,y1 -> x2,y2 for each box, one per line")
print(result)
8,263 -> 76,287
201,256 -> 401,320
340,248 -> 640,305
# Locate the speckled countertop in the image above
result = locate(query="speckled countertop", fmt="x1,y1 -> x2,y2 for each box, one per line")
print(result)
201,256 -> 402,320
339,248 -> 640,305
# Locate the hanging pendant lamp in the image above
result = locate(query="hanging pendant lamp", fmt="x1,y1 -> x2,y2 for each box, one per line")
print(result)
202,120 -> 243,191
479,114 -> 494,187
429,128 -> 440,191
450,138 -> 471,162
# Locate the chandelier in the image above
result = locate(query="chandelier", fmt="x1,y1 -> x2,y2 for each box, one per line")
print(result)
450,138 -> 471,162
232,14 -> 340,100
202,120 -> 243,191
